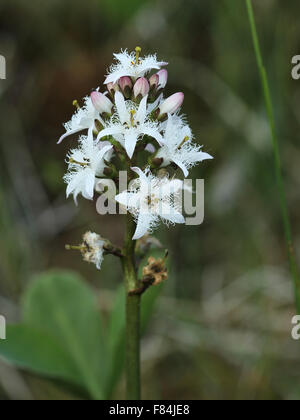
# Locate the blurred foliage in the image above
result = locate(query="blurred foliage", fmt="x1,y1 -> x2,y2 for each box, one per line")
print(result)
1,0 -> 300,400
0,270 -> 163,399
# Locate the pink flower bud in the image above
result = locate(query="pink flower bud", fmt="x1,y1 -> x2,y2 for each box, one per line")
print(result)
119,76 -> 132,91
157,69 -> 168,88
118,76 -> 133,99
158,92 -> 184,117
91,91 -> 113,114
149,73 -> 159,89
133,77 -> 150,98
107,82 -> 119,95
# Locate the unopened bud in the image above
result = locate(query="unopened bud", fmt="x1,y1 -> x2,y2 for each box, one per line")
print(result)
119,76 -> 133,98
104,167 -> 113,177
133,77 -> 149,98
91,91 -> 113,115
158,92 -> 184,118
151,157 -> 163,168
107,82 -> 119,97
157,69 -> 168,89
149,74 -> 159,90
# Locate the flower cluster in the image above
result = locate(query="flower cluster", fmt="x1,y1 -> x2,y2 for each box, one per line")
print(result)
60,47 -> 212,269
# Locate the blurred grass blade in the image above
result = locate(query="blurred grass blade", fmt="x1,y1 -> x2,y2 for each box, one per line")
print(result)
0,325 -> 82,386
245,0 -> 300,311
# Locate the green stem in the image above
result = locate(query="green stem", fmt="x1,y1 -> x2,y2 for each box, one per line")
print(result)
245,0 -> 300,311
122,213 -> 141,400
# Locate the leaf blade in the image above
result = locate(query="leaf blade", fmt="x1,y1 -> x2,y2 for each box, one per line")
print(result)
22,270 -> 106,399
0,325 -> 81,386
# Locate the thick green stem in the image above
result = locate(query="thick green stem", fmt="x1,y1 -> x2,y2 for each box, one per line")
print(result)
245,0 -> 300,311
122,213 -> 141,400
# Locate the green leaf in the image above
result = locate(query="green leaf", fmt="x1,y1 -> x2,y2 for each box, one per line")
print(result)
22,270 -> 106,400
0,268 -> 163,399
0,325 -> 81,386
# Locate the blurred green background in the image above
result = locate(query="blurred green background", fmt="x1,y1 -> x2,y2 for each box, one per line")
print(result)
1,0 -> 300,400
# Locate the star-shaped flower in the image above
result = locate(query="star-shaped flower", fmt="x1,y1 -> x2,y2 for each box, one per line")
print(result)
156,115 -> 213,176
104,48 -> 168,85
97,91 -> 163,159
115,167 -> 185,240
64,127 -> 113,204
58,96 -> 101,144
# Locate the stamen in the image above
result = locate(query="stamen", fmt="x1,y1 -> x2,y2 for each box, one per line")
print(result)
146,194 -> 159,207
130,109 -> 136,126
72,100 -> 80,110
177,136 -> 189,150
65,245 -> 87,251
69,158 -> 89,167
135,46 -> 142,64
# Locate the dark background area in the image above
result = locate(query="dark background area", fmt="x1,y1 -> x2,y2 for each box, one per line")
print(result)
1,0 -> 300,399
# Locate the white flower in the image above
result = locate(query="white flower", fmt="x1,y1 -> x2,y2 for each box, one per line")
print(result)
58,96 -> 101,144
115,167 -> 185,240
97,91 -> 163,159
104,49 -> 168,85
81,231 -> 105,270
64,127 -> 113,204
156,115 -> 213,177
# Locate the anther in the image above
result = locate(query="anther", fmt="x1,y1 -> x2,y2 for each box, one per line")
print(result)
72,100 -> 80,110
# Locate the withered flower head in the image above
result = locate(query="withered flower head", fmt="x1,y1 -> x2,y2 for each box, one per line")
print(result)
142,253 -> 168,286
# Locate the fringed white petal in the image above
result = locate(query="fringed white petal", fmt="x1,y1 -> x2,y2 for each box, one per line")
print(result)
160,204 -> 185,225
132,213 -> 154,240
96,126 -> 122,142
115,91 -> 129,124
143,127 -> 164,146
124,132 -> 138,158
136,95 -> 148,123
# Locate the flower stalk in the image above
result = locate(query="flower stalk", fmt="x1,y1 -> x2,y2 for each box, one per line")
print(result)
122,214 -> 141,400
